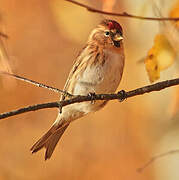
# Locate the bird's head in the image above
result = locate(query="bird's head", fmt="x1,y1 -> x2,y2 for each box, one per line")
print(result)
88,19 -> 123,49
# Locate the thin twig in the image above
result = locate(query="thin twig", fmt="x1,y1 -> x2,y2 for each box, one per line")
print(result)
137,149 -> 179,173
65,0 -> 179,21
0,71 -> 73,97
1,77 -> 179,119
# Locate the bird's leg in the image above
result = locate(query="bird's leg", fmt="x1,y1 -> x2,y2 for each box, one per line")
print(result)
57,102 -> 63,114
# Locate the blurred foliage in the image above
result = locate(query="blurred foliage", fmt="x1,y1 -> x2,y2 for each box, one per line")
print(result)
50,0 -> 100,43
144,0 -> 179,83
0,0 -> 179,180
145,34 -> 176,82
0,34 -> 16,89
170,0 -> 179,27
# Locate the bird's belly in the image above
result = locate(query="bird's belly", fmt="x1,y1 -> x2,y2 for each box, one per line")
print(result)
73,53 -> 124,95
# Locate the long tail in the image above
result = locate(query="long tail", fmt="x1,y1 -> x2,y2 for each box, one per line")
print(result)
30,123 -> 69,160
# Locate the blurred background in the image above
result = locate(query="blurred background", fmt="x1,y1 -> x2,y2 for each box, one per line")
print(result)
0,0 -> 179,179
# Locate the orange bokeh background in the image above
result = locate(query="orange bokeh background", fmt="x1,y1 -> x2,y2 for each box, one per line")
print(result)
0,0 -> 178,179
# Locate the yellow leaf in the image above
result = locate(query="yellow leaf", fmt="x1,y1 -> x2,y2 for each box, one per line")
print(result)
145,34 -> 176,83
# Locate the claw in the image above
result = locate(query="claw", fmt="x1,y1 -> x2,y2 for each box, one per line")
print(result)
117,90 -> 126,102
88,92 -> 96,104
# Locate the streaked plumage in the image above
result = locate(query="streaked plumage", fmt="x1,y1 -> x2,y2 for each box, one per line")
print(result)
31,19 -> 125,160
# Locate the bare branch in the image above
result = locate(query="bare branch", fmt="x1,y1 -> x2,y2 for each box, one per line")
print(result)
65,0 -> 179,21
0,102 -> 60,119
137,149 -> 179,173
0,71 -> 73,97
1,78 -> 179,119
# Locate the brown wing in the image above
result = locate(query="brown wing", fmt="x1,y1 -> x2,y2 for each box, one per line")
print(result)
60,43 -> 100,101
60,45 -> 87,101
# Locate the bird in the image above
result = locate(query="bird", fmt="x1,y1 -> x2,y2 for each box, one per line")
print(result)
30,19 -> 125,160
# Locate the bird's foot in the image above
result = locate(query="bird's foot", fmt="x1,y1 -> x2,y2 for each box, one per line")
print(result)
117,90 -> 126,102
88,92 -> 96,104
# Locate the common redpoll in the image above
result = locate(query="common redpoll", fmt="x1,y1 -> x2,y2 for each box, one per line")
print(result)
31,19 -> 125,160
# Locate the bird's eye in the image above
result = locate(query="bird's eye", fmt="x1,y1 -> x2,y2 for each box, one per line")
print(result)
105,31 -> 110,36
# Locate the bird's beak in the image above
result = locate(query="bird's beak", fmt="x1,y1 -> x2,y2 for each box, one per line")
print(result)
113,33 -> 123,42
112,33 -> 123,48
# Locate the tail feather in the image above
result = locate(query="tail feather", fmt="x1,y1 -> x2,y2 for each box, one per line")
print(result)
44,125 -> 69,160
31,123 -> 69,160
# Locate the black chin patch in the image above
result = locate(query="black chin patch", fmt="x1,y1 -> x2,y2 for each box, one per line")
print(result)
113,40 -> 121,48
